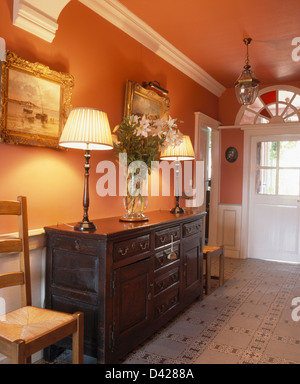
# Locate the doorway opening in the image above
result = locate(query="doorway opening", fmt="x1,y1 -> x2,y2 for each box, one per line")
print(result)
198,126 -> 212,244
205,127 -> 212,244
194,112 -> 220,247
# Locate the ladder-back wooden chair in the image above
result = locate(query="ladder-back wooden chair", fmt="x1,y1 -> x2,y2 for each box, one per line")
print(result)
203,245 -> 224,295
0,196 -> 84,364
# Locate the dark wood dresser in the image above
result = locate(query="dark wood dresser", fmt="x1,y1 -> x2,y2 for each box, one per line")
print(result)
44,210 -> 205,363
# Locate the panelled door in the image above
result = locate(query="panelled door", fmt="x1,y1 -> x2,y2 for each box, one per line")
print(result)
248,135 -> 300,263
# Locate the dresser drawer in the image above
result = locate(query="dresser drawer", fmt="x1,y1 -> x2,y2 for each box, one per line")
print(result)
155,226 -> 180,248
154,245 -> 179,271
154,286 -> 179,319
113,234 -> 150,262
154,267 -> 179,295
183,220 -> 202,238
51,235 -> 99,256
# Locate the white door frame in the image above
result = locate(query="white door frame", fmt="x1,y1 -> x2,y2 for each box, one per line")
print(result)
241,123 -> 300,259
194,112 -> 221,245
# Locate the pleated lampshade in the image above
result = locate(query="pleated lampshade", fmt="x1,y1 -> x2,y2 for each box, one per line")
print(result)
59,108 -> 113,150
160,135 -> 195,161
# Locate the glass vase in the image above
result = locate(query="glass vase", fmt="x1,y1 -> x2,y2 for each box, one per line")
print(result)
120,168 -> 148,222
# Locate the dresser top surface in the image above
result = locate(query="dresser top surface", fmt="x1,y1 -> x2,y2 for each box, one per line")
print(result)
45,210 -> 205,238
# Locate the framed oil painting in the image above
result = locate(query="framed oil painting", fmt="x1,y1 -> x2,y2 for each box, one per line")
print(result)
124,80 -> 170,120
0,51 -> 74,148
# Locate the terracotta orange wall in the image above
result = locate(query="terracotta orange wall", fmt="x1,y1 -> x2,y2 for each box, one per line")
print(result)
218,88 -> 243,204
219,128 -> 244,204
0,0 -> 218,233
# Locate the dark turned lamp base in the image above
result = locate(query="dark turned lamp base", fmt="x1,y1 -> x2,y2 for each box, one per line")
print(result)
74,220 -> 97,232
74,149 -> 98,232
170,206 -> 185,214
170,196 -> 185,214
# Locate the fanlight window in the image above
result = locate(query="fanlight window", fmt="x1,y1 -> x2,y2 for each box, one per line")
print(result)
236,87 -> 300,125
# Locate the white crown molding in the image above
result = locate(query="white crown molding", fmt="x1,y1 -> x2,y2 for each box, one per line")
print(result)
13,0 -> 71,43
78,0 -> 226,97
12,0 -> 226,96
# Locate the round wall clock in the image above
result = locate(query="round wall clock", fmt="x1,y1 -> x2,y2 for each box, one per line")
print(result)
225,146 -> 238,163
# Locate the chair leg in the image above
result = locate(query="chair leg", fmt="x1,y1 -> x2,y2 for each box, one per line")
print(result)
219,248 -> 224,286
11,340 -> 26,364
205,253 -> 211,295
72,312 -> 84,364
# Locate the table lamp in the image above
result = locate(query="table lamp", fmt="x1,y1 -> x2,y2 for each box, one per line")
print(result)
160,135 -> 195,213
59,107 -> 113,231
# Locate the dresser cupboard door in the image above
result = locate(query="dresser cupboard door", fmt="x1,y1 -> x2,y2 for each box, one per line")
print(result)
182,235 -> 202,297
111,257 -> 153,357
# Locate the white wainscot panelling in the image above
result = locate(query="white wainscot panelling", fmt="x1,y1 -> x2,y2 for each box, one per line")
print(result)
0,230 -> 46,364
217,204 -> 242,258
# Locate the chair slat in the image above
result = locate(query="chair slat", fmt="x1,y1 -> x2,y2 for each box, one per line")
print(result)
0,196 -> 84,364
0,239 -> 22,253
0,201 -> 21,215
0,272 -> 25,289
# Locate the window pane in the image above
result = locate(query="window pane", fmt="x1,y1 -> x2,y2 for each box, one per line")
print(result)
248,97 -> 264,112
268,103 -> 277,117
257,142 -> 277,166
260,108 -> 272,119
261,91 -> 276,104
282,106 -> 296,118
279,141 -> 300,167
292,94 -> 300,109
278,90 -> 295,103
256,169 -> 276,194
256,116 -> 269,124
240,110 -> 256,124
278,169 -> 300,196
277,102 -> 287,117
284,113 -> 299,122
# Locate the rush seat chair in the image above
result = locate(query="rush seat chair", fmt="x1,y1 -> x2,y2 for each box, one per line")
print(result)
0,196 -> 84,364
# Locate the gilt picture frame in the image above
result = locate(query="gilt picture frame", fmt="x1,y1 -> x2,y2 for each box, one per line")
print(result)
0,51 -> 74,148
124,80 -> 170,120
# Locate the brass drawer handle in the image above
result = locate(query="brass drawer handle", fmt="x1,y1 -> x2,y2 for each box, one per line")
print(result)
118,247 -> 129,256
171,274 -> 177,282
159,235 -> 166,243
74,239 -> 81,251
157,256 -> 164,265
157,304 -> 166,314
157,281 -> 164,290
139,242 -> 148,250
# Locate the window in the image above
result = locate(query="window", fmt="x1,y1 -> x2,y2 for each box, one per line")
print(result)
236,87 -> 300,125
256,140 -> 300,196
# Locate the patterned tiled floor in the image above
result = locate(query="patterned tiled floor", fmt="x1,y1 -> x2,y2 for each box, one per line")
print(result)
42,258 -> 300,364
122,258 -> 300,364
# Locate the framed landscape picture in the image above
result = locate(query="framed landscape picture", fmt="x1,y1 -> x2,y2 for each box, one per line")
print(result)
124,80 -> 170,120
0,51 -> 74,148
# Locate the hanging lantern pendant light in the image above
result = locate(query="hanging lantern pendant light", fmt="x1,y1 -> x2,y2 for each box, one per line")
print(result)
235,37 -> 260,105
